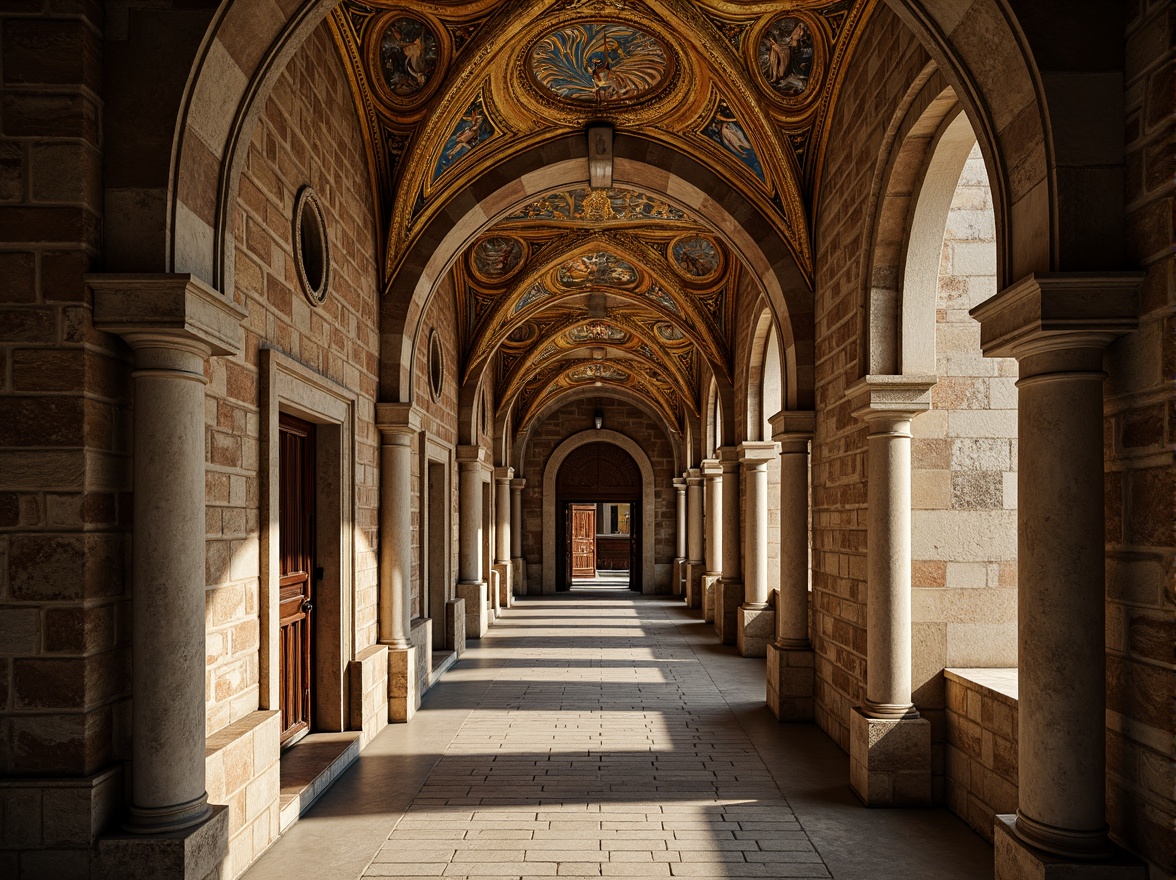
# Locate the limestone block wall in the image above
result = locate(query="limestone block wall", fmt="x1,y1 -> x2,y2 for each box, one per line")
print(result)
519,399 -> 676,591
809,4 -> 929,751
200,21 -> 382,876
1103,2 -> 1176,871
943,669 -> 1018,842
910,144 -> 1017,798
0,1 -> 132,875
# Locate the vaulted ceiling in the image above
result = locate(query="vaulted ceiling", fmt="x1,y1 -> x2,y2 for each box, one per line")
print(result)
329,0 -> 873,434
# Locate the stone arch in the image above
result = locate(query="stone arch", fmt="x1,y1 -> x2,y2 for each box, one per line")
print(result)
542,429 -> 657,594
513,387 -> 683,478
745,308 -> 782,442
385,133 -> 812,409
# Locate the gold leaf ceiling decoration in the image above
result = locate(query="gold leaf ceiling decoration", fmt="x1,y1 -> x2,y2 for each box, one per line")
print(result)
329,0 -> 874,433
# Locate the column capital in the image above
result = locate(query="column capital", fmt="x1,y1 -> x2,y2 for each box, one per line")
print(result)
89,273 -> 246,357
672,476 -> 686,490
493,466 -> 514,482
699,458 -> 722,478
376,402 -> 422,441
738,441 -> 778,467
457,444 -> 488,467
847,374 -> 936,425
685,468 -> 703,486
717,445 -> 741,471
769,410 -> 815,444
969,272 -> 1141,363
510,477 -> 527,491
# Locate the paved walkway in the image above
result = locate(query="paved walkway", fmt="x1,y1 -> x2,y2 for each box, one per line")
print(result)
244,593 -> 993,880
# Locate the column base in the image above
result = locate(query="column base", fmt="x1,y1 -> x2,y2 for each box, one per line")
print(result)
765,643 -> 815,720
714,580 -> 742,645
994,816 -> 1147,880
701,574 -> 720,622
445,597 -> 466,656
511,558 -> 526,596
456,581 -> 488,639
683,562 -> 704,609
94,803 -> 228,880
736,605 -> 774,657
493,562 -> 513,610
387,645 -> 418,723
849,706 -> 931,805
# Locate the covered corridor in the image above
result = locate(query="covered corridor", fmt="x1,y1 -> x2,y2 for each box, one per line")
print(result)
241,592 -> 991,880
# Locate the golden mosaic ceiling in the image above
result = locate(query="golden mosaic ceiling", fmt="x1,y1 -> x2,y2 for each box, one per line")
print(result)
329,0 -> 873,430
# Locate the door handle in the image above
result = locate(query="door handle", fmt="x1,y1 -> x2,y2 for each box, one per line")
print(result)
301,600 -> 314,613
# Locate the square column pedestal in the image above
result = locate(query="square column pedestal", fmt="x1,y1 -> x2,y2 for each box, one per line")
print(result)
994,817 -> 1147,880
765,644 -> 815,720
736,606 -> 774,657
387,646 -> 418,722
95,805 -> 228,880
849,707 -> 931,805
457,581 -> 488,639
683,562 -> 705,609
713,580 -> 742,646
701,574 -> 720,623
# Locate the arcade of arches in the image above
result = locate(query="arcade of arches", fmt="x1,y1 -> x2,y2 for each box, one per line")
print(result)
0,1 -> 1171,879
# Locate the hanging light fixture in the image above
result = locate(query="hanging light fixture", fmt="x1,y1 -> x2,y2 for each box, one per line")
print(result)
594,409 -> 604,430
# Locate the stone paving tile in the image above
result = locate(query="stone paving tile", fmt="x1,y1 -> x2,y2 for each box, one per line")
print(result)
361,595 -> 830,880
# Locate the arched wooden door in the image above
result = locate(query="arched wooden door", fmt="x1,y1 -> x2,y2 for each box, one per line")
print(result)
555,442 -> 641,592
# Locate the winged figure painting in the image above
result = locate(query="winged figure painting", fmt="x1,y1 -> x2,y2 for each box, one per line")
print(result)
530,23 -> 669,104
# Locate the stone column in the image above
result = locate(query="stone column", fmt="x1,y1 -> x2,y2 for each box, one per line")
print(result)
671,477 -> 687,597
457,445 -> 488,638
714,447 -> 743,644
492,466 -> 513,610
510,477 -> 526,596
972,273 -> 1144,877
375,404 -> 420,722
696,460 -> 722,615
847,375 -> 935,806
766,411 -> 816,720
737,442 -> 777,657
684,468 -> 704,605
90,275 -> 242,867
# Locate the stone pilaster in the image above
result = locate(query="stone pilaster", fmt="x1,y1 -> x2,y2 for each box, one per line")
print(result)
376,403 -> 422,722
847,374 -> 935,806
973,273 -> 1146,878
90,274 -> 244,875
766,411 -> 816,721
671,477 -> 687,597
713,447 -> 743,645
697,459 -> 722,614
457,445 -> 489,638
684,468 -> 704,606
737,442 -> 778,657
510,477 -> 527,595
493,466 -> 514,609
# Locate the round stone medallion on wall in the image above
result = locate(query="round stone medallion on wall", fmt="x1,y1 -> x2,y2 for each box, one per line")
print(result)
294,186 -> 330,306
428,328 -> 444,401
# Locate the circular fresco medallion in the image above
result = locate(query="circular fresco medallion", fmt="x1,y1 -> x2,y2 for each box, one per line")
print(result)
528,22 -> 673,106
670,235 -> 721,280
655,322 -> 685,342
471,236 -> 524,281
756,16 -> 815,99
379,16 -> 440,101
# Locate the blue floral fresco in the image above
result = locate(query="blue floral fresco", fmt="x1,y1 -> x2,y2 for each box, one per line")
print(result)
432,96 -> 496,183
702,99 -> 766,184
529,23 -> 670,104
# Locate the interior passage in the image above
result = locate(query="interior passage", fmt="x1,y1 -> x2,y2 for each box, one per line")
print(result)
245,595 -> 991,880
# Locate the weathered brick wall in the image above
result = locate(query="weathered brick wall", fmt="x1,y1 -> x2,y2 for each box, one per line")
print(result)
519,398 -> 675,590
0,5 -> 134,874
911,144 -> 1018,797
1104,1 -> 1175,871
810,4 -> 929,751
207,19 -> 381,734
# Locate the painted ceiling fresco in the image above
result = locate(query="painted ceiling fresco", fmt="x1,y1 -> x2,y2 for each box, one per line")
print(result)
329,0 -> 873,432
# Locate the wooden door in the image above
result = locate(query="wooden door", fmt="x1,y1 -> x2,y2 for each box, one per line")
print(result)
278,413 -> 315,745
570,503 -> 597,578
